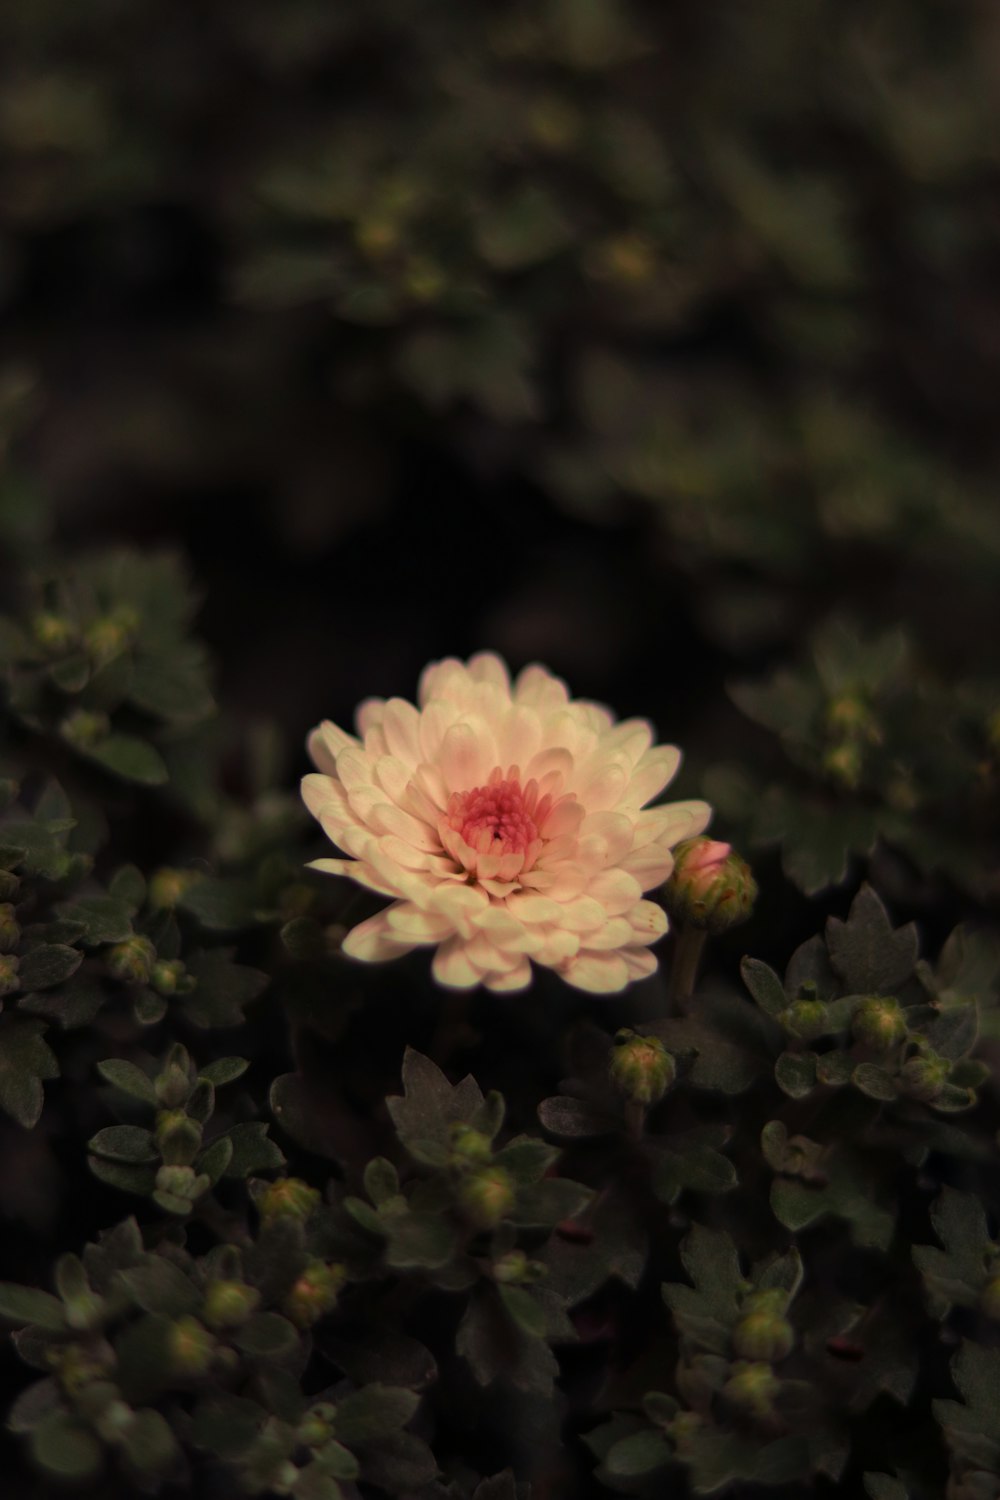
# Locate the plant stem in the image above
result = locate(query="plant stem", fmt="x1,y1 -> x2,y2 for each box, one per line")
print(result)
623,1099 -> 646,1141
668,927 -> 707,1010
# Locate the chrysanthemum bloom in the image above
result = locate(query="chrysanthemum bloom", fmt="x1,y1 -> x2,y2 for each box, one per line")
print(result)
301,654 -> 711,993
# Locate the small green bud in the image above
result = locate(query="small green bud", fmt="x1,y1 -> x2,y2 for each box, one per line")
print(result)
980,1277 -> 1000,1320
822,741 -> 863,789
32,612 -> 76,655
741,1288 -> 790,1318
167,1316 -> 216,1377
494,1250 -> 530,1284
155,1163 -> 207,1205
824,694 -> 880,743
852,997 -> 907,1051
151,959 -> 192,996
61,708 -> 111,748
148,868 -> 201,910
899,1054 -> 950,1102
781,1000 -> 827,1042
663,838 -> 757,934
203,1279 -> 261,1330
449,1123 -> 493,1168
259,1177 -> 321,1226
106,934 -> 156,985
0,902 -> 21,953
155,1062 -> 193,1108
297,1402 -> 336,1448
0,952 -> 20,997
283,1261 -> 346,1328
155,1109 -> 203,1165
668,1410 -> 704,1454
723,1360 -> 781,1418
732,1310 -> 795,1363
84,607 -> 137,665
53,1345 -> 114,1396
456,1165 -> 516,1230
609,1029 -> 676,1106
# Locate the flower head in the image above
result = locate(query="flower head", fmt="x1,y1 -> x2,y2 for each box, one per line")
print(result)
302,653 -> 711,993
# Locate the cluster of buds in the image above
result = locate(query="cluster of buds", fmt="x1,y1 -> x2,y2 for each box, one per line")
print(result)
662,838 -> 757,935
107,935 -> 157,985
731,1289 -> 795,1364
851,996 -> 907,1051
822,692 -> 883,791
283,1260 -> 346,1328
445,1120 -> 517,1231
258,1177 -> 321,1228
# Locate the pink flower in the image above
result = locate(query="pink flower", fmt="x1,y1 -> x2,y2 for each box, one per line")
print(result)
301,653 -> 711,994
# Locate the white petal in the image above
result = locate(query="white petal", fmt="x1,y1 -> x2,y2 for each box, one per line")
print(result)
622,947 -> 658,981
307,720 -> 359,775
382,698 -> 423,765
627,899 -> 669,945
369,801 -> 441,853
483,959 -> 532,992
342,910 -> 415,962
505,892 -> 563,924
438,718 -> 498,793
307,858 -> 401,897
624,746 -> 682,808
419,700 -> 459,761
494,704 -> 543,769
576,762 -> 628,813
432,936 -> 480,989
467,652 -> 512,694
560,950 -> 630,993
586,868 -> 643,915
514,663 -> 570,712
385,903 -> 454,944
577,811 -> 635,867
373,754 -> 411,806
579,916 -> 633,950
355,698 -> 385,736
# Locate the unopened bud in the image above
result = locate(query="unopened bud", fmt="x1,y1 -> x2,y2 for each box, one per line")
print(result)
781,1000 -> 827,1042
203,1279 -> 261,1331
663,838 -> 757,934
84,608 -> 137,665
0,953 -> 21,997
148,868 -> 201,911
494,1250 -> 530,1284
155,1164 -> 208,1206
741,1288 -> 789,1317
297,1402 -> 336,1448
852,997 -> 907,1051
61,708 -> 111,748
94,1396 -> 134,1444
151,959 -> 192,996
732,1310 -> 794,1363
166,1316 -> 215,1377
823,742 -> 863,789
457,1165 -> 516,1230
155,1110 -> 202,1165
723,1360 -> 781,1418
32,612 -> 76,655
899,1054 -> 950,1103
283,1260 -> 346,1328
449,1123 -> 493,1168
0,902 -> 20,953
259,1177 -> 321,1226
156,1062 -> 193,1108
610,1029 -> 675,1106
107,934 -> 156,985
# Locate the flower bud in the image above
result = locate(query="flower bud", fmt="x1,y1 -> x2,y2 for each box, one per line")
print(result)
155,1110 -> 203,1166
457,1165 -> 516,1230
155,1063 -> 193,1109
741,1288 -> 790,1317
283,1260 -> 346,1328
781,1000 -> 827,1042
494,1250 -> 530,1284
166,1316 -> 216,1377
94,1396 -> 135,1444
259,1177 -> 321,1226
155,1164 -> 208,1206
979,1276 -> 1000,1321
148,868 -> 201,911
732,1310 -> 795,1363
0,902 -> 21,953
203,1279 -> 261,1331
852,997 -> 907,1051
723,1360 -> 781,1418
449,1123 -> 493,1168
297,1402 -> 336,1449
51,1344 -> 115,1397
107,934 -> 156,985
609,1029 -> 676,1106
32,612 -> 76,655
61,708 -> 111,748
823,741 -> 864,789
84,609 -> 137,665
0,953 -> 21,997
899,1054 -> 950,1103
151,959 -> 192,996
663,838 -> 757,934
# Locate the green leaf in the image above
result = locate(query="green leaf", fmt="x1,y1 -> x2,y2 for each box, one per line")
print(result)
82,734 -> 169,786
741,956 -> 787,1015
364,1157 -> 400,1206
775,1050 -> 817,1099
197,1056 -> 249,1086
652,1141 -> 737,1203
54,895 -> 133,946
222,1122 -> 285,1178
234,1312 -> 299,1358
191,1392 -> 263,1459
89,1157 -> 157,1195
498,1284 -> 546,1338
198,1134 -> 234,1185
863,1476 -> 908,1500
314,1439 -> 360,1481
537,1095 -> 617,1137
97,1057 -> 158,1103
17,943 -> 83,990
0,1016 -> 59,1128
852,1063 -> 898,1101
512,1177 -> 592,1228
826,885 -> 918,995
604,1429 -> 673,1477
118,1259 -> 200,1317
493,1137 -> 559,1184
0,1283 -> 68,1331
121,1408 -> 180,1475
386,1047 -> 485,1158
109,864 -> 147,909
180,877 -> 260,932
183,949 -> 268,1027
332,1384 -> 419,1446
7,1376 -> 64,1433
89,1125 -> 159,1163
385,1212 -> 459,1270
30,1412 -> 102,1479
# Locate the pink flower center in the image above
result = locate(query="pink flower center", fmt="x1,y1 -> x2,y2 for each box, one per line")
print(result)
448,769 -> 550,859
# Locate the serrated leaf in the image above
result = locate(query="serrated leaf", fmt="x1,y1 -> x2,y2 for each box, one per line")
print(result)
180,877 -> 259,932
221,1122 -> 285,1178
54,895 -> 133,946
364,1157 -> 400,1206
183,949 -> 268,1027
512,1177 -> 591,1228
498,1284 -> 547,1338
386,1047 -> 485,1157
826,886 -> 918,995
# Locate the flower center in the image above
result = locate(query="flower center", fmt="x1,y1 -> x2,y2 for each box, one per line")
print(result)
447,768 -> 546,859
